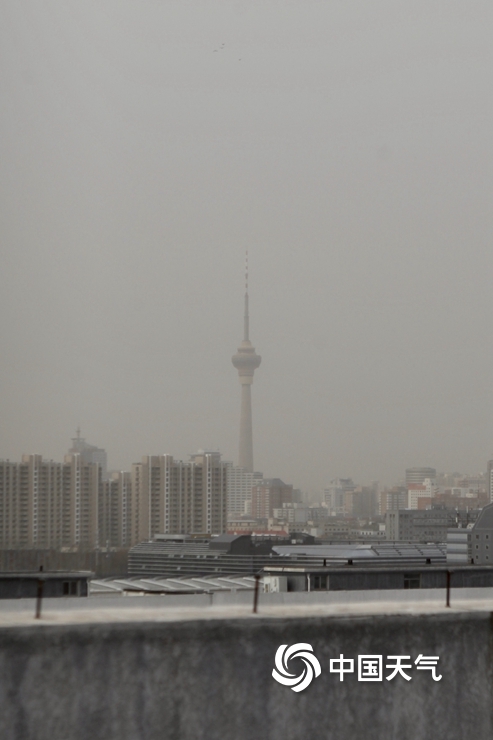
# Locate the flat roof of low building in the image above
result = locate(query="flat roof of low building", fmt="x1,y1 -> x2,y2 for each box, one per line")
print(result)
90,575 -> 255,595
263,564 -> 493,575
272,542 -> 447,560
0,571 -> 93,579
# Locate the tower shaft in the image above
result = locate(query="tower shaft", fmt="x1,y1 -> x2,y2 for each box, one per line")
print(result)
238,383 -> 254,471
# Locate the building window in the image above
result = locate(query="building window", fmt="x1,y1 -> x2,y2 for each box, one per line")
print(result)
404,573 -> 420,589
311,575 -> 327,590
63,581 -> 78,596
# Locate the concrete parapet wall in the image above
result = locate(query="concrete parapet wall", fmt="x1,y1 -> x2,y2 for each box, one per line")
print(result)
0,611 -> 492,740
185,586 -> 493,608
5,587 -> 493,612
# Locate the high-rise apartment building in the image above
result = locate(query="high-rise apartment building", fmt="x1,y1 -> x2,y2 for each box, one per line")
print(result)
69,429 -> 108,480
407,478 -> 437,510
99,471 -> 132,549
405,467 -> 436,486
63,453 -> 100,549
226,463 -> 263,519
131,451 -> 227,542
324,478 -> 356,516
1,446 -> 228,550
0,453 -> 100,550
349,486 -> 379,519
379,487 -> 408,516
251,479 -> 293,519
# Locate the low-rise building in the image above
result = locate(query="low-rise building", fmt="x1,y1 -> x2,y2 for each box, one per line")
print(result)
262,564 -> 493,593
272,503 -> 310,525
386,508 -> 452,542
465,502 -> 493,565
386,506 -> 481,548
0,570 -> 91,599
408,478 -> 437,509
446,529 -> 471,564
315,519 -> 352,539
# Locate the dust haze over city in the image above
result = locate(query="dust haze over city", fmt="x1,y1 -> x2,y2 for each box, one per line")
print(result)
0,1 -> 491,495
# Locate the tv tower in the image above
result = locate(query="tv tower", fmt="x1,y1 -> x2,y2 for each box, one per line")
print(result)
231,252 -> 261,472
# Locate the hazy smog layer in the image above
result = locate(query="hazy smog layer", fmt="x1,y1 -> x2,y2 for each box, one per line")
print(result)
0,1 -> 491,491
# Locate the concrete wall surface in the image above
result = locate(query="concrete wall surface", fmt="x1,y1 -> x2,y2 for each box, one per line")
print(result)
0,611 -> 492,740
212,586 -> 493,607
3,587 -> 493,613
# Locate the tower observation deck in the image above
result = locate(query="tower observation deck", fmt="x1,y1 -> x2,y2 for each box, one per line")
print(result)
231,253 -> 261,473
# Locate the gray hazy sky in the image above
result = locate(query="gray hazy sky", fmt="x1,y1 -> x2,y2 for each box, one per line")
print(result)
1,1 -> 491,492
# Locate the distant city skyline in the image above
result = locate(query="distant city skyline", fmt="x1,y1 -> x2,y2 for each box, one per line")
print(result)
0,431 -> 488,495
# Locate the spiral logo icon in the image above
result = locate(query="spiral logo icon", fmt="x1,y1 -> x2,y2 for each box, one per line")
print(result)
272,643 -> 321,692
